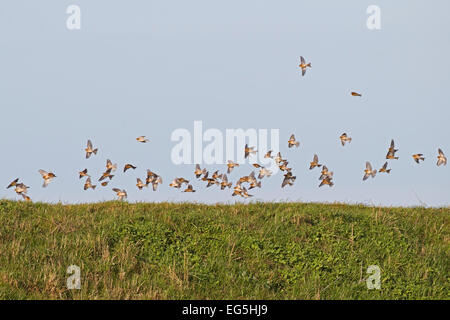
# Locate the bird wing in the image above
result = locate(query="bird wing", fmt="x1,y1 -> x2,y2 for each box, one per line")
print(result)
39,169 -> 48,177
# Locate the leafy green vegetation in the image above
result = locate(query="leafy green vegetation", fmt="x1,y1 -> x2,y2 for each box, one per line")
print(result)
0,200 -> 448,299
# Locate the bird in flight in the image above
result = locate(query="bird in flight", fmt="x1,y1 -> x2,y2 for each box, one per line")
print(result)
99,169 -> 114,182
136,136 -> 149,143
288,134 -> 300,148
437,148 -> 447,166
363,162 -> 377,181
220,174 -> 232,190
386,139 -> 399,160
14,183 -> 30,195
112,188 -> 127,201
298,56 -> 311,76
146,170 -> 163,191
351,92 -> 362,97
194,164 -> 207,178
85,140 -> 98,159
183,184 -> 196,193
170,177 -> 189,189
123,164 -> 137,172
412,154 -> 425,164
244,144 -> 257,158
79,169 -> 89,179
340,133 -> 352,146
319,166 -> 333,181
275,152 -> 286,166
282,171 -> 296,188
106,159 -> 117,172
309,154 -> 322,170
319,176 -> 334,188
379,162 -> 391,174
39,170 -> 56,188
136,178 -> 146,190
227,160 -> 240,174
264,150 -> 273,159
83,178 -> 96,190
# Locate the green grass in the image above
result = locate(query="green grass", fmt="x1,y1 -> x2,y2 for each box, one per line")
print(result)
0,200 -> 448,300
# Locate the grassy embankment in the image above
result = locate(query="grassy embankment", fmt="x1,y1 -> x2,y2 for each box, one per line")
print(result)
0,200 -> 448,299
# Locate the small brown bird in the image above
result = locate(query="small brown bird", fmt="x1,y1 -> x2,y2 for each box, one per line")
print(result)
106,159 -> 117,172
298,56 -> 311,76
386,139 -> 399,160
363,162 -> 377,181
101,181 -> 109,187
136,136 -> 149,143
7,178 -> 19,189
194,164 -> 206,178
123,164 -> 137,172
14,183 -> 29,195
146,169 -> 157,184
309,154 -> 322,170
227,160 -> 240,174
99,169 -> 114,182
202,172 -> 218,187
279,161 -> 290,172
379,162 -> 391,174
412,154 -> 425,164
79,168 -> 89,179
170,178 -> 189,189
85,139 -> 98,159
183,184 -> 196,193
264,150 -> 273,159
339,133 -> 352,146
83,178 -> 96,190
212,170 -> 223,180
319,176 -> 334,188
39,170 -> 56,188
149,174 -> 163,191
249,180 -> 262,190
146,170 -> 162,189
220,174 -> 232,190
232,182 -> 243,196
258,167 -> 272,179
288,134 -> 300,148
136,178 -> 146,190
275,152 -> 286,165
351,92 -> 362,97
112,188 -> 127,201
319,166 -> 333,180
244,144 -> 257,158
281,171 -> 296,188
232,188 -> 242,197
437,148 -> 447,166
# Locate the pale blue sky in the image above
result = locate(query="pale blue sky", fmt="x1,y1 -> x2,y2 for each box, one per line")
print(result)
1,0 -> 449,206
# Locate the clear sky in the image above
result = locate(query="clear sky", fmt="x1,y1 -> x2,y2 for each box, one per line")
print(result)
1,0 -> 449,206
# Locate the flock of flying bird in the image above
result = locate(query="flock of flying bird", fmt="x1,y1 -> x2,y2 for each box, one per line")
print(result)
5,57 -> 448,202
